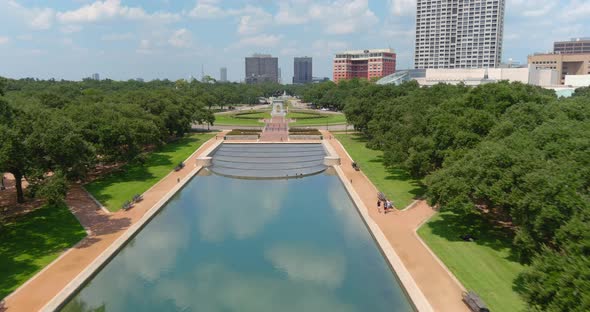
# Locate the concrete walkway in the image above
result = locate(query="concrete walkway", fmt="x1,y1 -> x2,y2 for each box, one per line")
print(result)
1,133 -> 225,312
259,116 -> 288,142
324,132 -> 469,312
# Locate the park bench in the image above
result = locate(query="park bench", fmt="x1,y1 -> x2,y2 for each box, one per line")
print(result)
174,162 -> 185,172
462,291 -> 489,312
122,200 -> 134,211
132,194 -> 143,203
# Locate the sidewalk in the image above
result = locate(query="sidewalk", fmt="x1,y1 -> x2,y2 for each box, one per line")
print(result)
324,132 -> 469,312
1,134 -> 223,312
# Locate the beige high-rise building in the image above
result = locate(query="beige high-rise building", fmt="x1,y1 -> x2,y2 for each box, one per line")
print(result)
528,53 -> 590,84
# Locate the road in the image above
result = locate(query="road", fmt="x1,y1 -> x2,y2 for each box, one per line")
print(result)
192,123 -> 354,132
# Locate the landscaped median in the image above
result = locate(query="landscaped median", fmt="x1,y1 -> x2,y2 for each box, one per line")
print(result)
214,110 -> 268,126
224,129 -> 261,140
288,128 -> 323,140
85,132 -> 216,212
288,110 -> 347,126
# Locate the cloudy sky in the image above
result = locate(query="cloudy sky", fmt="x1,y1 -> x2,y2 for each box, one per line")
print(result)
0,0 -> 588,82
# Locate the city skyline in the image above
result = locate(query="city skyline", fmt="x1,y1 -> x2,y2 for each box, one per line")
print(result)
0,0 -> 589,82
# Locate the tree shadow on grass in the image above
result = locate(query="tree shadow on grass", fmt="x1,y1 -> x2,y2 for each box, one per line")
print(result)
425,211 -> 521,263
371,155 -> 425,198
0,204 -> 87,299
85,135 -> 206,209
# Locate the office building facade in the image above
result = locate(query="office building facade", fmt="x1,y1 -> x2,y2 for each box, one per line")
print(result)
554,38 -> 590,54
414,0 -> 506,69
528,53 -> 590,84
333,49 -> 396,83
245,54 -> 278,84
220,67 -> 227,82
293,57 -> 313,84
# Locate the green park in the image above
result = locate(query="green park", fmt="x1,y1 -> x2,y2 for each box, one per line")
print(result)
0,77 -> 589,312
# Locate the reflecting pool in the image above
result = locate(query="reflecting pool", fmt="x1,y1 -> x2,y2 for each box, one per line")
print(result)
61,172 -> 413,312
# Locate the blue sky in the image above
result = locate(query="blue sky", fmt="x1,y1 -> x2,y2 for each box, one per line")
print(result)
0,0 -> 588,82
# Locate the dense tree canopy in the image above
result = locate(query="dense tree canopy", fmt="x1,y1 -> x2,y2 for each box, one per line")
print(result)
297,80 -> 590,311
0,77 -> 293,205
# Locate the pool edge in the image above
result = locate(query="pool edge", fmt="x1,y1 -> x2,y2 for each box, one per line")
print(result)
323,141 -> 434,312
40,139 -> 224,312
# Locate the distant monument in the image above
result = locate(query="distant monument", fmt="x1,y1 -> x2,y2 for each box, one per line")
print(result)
270,97 -> 286,117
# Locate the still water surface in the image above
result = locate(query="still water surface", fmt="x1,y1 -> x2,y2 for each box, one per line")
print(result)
62,172 -> 413,312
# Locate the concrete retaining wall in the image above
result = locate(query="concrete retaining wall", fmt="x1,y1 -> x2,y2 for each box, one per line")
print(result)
289,135 -> 322,140
224,135 -> 259,140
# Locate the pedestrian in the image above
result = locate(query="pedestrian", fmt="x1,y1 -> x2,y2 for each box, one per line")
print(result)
377,200 -> 381,213
177,177 -> 180,183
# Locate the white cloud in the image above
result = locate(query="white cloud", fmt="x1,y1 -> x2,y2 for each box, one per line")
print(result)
61,24 -> 83,34
312,40 -> 348,56
30,8 -> 55,29
235,34 -> 283,48
188,0 -> 226,18
16,34 -> 33,41
389,0 -> 416,16
101,32 -> 134,41
168,28 -> 192,48
188,1 -> 267,21
265,244 -> 346,288
56,0 -> 180,24
274,2 -> 310,25
237,8 -> 272,35
0,36 -> 10,45
137,39 -> 153,54
560,0 -> 590,20
276,0 -> 378,35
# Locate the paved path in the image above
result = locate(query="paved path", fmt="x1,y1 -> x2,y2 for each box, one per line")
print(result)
259,116 -> 288,142
1,133 -> 225,312
324,131 -> 469,312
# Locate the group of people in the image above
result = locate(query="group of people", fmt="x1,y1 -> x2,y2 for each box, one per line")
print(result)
377,199 -> 395,213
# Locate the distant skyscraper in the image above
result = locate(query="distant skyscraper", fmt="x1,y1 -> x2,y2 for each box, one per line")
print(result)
245,54 -> 279,84
414,0 -> 506,69
293,57 -> 312,84
554,38 -> 590,54
91,73 -> 100,80
333,49 -> 396,83
220,67 -> 227,82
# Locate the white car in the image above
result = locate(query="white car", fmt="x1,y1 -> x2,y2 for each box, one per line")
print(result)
320,108 -> 328,111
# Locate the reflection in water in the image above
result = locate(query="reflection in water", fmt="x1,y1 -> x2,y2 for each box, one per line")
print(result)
265,244 -> 346,288
60,173 -> 413,312
155,263 -> 357,312
195,177 -> 288,242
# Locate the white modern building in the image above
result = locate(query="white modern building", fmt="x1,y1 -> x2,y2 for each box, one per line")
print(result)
220,67 -> 227,82
415,0 -> 506,69
378,66 -> 559,87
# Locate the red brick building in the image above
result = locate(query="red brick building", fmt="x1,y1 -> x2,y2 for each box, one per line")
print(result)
333,49 -> 396,83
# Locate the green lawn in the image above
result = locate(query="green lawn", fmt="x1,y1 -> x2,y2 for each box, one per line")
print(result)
0,204 -> 86,299
418,211 -> 526,312
85,133 -> 216,211
290,112 -> 347,126
215,112 -> 270,126
334,134 -> 423,208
